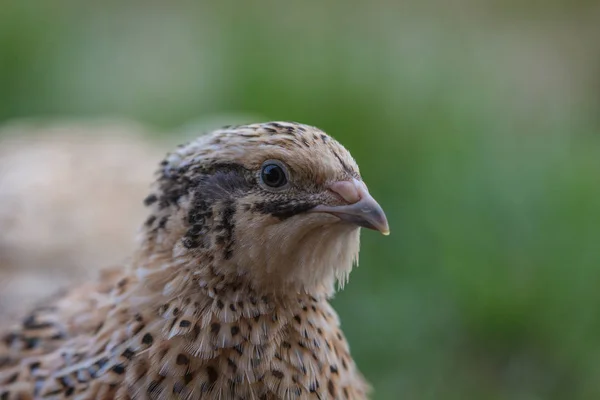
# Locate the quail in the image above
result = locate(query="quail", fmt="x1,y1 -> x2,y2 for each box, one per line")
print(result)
0,122 -> 389,399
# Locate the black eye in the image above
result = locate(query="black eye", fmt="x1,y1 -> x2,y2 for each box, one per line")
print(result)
261,163 -> 288,188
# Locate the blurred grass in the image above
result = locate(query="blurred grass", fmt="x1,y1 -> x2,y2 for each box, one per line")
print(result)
1,1 -> 600,398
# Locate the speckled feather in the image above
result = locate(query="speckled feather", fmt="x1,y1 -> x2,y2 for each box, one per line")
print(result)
0,122 -> 372,399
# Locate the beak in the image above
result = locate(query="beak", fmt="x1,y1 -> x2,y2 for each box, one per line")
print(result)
310,179 -> 390,235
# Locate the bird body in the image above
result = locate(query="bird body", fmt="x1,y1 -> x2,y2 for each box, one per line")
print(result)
0,122 -> 388,399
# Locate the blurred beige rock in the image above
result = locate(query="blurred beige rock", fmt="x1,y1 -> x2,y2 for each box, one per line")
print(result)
0,120 -> 167,324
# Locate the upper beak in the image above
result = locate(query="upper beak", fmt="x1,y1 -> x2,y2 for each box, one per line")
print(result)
309,179 -> 390,235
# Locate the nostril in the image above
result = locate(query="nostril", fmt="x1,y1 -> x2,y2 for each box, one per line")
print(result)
327,188 -> 348,204
328,180 -> 361,204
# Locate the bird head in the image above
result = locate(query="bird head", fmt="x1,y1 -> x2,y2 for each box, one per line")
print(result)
140,122 -> 389,297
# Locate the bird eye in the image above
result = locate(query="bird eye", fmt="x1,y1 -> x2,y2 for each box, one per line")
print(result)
260,161 -> 288,189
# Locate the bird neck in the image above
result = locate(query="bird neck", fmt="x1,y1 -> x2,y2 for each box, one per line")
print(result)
130,247 -> 330,313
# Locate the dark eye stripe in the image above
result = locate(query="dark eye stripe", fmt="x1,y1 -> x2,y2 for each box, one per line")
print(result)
254,200 -> 316,220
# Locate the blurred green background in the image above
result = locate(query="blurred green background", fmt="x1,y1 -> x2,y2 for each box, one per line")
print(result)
2,1 -> 600,398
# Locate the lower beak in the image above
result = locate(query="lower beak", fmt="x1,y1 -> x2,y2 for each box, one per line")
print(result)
310,179 -> 390,235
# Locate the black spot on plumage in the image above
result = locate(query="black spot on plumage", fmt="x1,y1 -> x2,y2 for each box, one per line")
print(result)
22,314 -> 53,330
176,354 -> 190,365
279,125 -> 296,136
144,193 -> 158,206
112,364 -> 126,374
184,372 -> 194,384
187,224 -> 204,236
24,337 -> 39,350
272,370 -> 284,379
206,366 -> 218,384
142,333 -> 154,345
158,216 -> 169,229
158,198 -> 170,210
121,348 -> 135,360
227,358 -> 238,373
192,324 -> 201,339
268,122 -> 284,129
182,236 -> 201,249
96,357 -> 109,370
50,332 -> 65,340
29,361 -> 41,371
